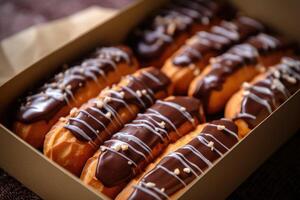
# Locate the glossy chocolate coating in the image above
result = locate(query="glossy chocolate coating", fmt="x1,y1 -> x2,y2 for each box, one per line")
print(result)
128,119 -> 238,200
64,67 -> 171,142
16,47 -> 134,123
128,0 -> 220,63
95,97 -> 205,187
192,33 -> 286,106
235,57 -> 300,128
172,16 -> 264,66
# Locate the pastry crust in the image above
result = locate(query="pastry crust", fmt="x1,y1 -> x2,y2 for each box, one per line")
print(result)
128,0 -> 224,68
13,46 -> 138,149
115,124 -> 205,200
188,33 -> 292,115
189,63 -> 259,114
162,16 -> 265,95
80,96 -> 205,199
44,67 -> 172,176
117,119 -> 239,200
225,57 -> 300,138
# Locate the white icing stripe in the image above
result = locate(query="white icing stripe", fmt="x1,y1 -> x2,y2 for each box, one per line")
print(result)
202,133 -> 230,150
89,107 -> 113,123
141,182 -> 170,200
197,136 -> 223,156
246,92 -> 273,113
109,97 -> 135,115
103,104 -> 123,127
133,119 -> 169,139
79,109 -> 111,137
156,100 -> 195,126
207,123 -> 239,140
128,75 -> 154,103
68,117 -> 98,136
166,152 -> 199,177
182,145 -> 212,167
237,112 -> 256,119
101,146 -> 138,167
250,85 -> 273,96
141,71 -> 161,85
115,132 -> 153,158
146,110 -> 181,137
125,123 -> 164,141
133,184 -> 161,200
211,25 -> 239,41
122,86 -> 147,108
65,124 -> 91,141
87,107 -> 115,135
108,139 -> 148,161
157,165 -> 186,186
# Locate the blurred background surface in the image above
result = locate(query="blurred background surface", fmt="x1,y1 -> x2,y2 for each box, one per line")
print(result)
0,0 -> 132,40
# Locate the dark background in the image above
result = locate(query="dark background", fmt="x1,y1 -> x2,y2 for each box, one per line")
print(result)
1,0 -> 300,199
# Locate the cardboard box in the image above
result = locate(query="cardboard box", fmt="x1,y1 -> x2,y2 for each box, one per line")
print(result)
0,0 -> 299,199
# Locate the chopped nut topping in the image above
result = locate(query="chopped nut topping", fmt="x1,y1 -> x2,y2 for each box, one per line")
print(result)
145,182 -> 156,188
70,108 -> 79,117
104,96 -> 112,104
217,125 -> 226,131
193,68 -> 200,76
243,90 -> 250,96
105,112 -> 112,119
121,144 -> 129,151
142,89 -> 147,95
96,101 -> 103,109
183,167 -> 191,174
113,145 -> 121,152
136,90 -> 142,97
174,168 -> 180,175
159,121 -> 166,128
242,82 -> 251,89
119,91 -> 125,98
207,141 -> 214,151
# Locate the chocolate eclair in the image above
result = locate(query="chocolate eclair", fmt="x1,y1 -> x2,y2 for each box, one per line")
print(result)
44,67 -> 171,175
162,15 -> 264,95
13,46 -> 138,148
188,33 -> 292,115
117,118 -> 239,200
128,0 -> 228,68
80,96 -> 205,198
225,57 -> 300,138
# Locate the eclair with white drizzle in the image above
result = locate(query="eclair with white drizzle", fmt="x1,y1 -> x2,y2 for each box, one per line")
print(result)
188,33 -> 292,115
80,96 -> 205,198
128,0 -> 229,68
43,67 -> 171,176
162,15 -> 264,95
225,57 -> 300,138
116,118 -> 239,200
13,46 -> 138,148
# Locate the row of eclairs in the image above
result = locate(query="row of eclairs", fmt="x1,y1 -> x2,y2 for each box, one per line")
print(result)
11,0 -> 300,199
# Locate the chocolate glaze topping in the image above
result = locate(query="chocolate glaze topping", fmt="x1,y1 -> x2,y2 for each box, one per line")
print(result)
16,47 -> 134,123
128,119 -> 238,200
234,57 -> 300,128
128,0 -> 220,63
64,67 -> 171,142
172,16 -> 264,66
192,33 -> 286,106
95,97 -> 205,187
